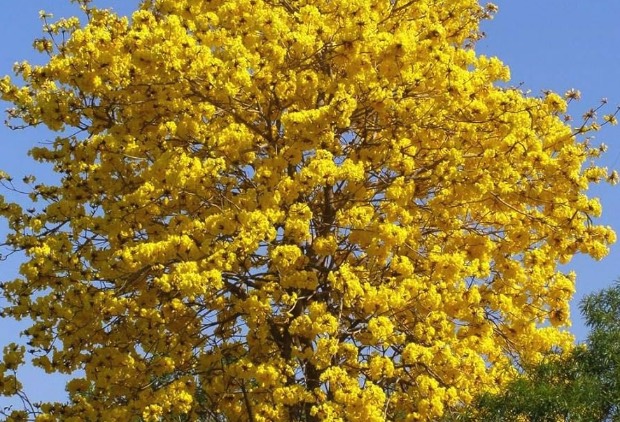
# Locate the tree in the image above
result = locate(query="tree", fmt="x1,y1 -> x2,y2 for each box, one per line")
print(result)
0,0 -> 616,420
448,281 -> 620,422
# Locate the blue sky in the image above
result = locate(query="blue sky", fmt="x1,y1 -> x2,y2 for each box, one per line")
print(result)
0,0 -> 619,407
479,0 -> 620,339
0,0 -> 138,407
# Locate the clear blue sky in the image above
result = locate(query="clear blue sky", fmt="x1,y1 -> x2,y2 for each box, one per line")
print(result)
479,0 -> 620,340
0,0 -> 619,407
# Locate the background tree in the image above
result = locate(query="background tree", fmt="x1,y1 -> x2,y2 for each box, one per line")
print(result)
446,281 -> 620,421
0,0 -> 616,420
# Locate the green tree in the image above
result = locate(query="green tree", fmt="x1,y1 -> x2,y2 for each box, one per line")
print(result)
448,281 -> 620,421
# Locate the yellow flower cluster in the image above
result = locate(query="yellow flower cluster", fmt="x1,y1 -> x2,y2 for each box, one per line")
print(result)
0,0 -> 615,420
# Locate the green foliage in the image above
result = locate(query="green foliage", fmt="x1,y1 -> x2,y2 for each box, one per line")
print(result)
446,281 -> 620,422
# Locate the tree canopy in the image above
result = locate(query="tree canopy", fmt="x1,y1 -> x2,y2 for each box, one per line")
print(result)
0,0 -> 616,420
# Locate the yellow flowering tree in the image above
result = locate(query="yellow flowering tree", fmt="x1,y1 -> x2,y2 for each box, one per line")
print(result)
0,0 -> 616,420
